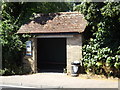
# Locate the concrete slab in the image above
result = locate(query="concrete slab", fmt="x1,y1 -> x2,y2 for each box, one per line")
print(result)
85,89 -> 118,90
0,73 -> 118,88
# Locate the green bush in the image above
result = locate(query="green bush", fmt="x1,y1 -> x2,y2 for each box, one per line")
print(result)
74,2 -> 120,77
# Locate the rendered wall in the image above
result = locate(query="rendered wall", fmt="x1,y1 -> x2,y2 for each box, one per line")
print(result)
67,34 -> 82,74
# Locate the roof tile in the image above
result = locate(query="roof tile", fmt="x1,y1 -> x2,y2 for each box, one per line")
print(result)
17,12 -> 87,34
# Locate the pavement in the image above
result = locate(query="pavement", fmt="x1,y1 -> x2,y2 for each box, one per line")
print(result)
0,73 -> 119,89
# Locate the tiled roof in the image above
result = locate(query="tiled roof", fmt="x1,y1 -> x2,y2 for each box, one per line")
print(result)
17,12 -> 87,34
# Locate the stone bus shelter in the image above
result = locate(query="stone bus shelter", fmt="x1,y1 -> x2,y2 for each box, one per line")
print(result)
17,12 -> 87,74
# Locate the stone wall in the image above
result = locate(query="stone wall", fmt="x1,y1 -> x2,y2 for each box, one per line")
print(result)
23,38 -> 37,73
23,34 -> 82,74
67,34 -> 82,74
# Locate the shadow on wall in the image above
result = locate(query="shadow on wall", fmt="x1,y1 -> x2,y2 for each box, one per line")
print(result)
23,56 -> 34,74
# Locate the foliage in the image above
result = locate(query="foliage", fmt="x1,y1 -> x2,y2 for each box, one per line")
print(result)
1,2 -> 72,75
74,2 -> 120,77
0,69 -> 6,75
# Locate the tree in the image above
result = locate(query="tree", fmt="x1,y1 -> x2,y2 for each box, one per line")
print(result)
0,2 -> 73,75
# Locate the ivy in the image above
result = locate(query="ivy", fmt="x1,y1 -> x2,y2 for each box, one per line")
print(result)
74,2 -> 120,77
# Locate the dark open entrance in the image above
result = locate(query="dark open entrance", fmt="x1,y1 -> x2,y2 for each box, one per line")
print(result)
37,38 -> 66,73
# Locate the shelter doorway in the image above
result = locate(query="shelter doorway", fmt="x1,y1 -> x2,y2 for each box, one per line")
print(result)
37,38 -> 66,73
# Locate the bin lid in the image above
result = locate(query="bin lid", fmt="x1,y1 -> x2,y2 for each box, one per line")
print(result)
71,61 -> 80,65
74,61 -> 80,64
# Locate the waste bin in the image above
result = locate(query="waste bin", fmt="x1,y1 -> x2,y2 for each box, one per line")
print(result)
71,61 -> 80,77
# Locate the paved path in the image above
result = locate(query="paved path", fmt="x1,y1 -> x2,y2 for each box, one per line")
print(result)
0,73 -> 118,88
